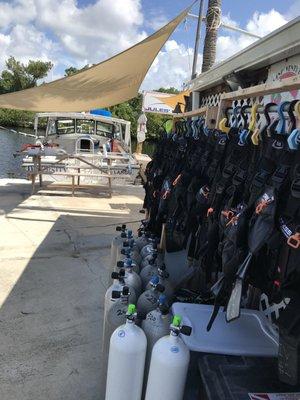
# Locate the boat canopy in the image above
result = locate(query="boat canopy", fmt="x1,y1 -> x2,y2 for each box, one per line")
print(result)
0,5 -> 192,112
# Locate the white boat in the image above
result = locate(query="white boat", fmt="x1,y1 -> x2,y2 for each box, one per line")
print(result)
21,111 -> 150,184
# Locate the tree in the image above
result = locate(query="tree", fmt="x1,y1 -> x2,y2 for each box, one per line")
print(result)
156,87 -> 179,94
0,56 -> 53,94
64,66 -> 79,76
202,0 -> 222,73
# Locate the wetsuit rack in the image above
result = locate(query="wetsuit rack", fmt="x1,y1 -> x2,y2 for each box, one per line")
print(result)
216,75 -> 300,126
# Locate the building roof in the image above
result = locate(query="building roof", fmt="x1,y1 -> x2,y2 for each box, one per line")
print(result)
188,17 -> 300,93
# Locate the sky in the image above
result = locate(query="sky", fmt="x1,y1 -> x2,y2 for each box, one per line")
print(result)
0,0 -> 299,91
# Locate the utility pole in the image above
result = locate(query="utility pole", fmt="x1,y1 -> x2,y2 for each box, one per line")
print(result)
191,0 -> 205,79
202,0 -> 222,73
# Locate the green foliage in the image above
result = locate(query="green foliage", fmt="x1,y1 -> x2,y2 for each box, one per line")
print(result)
156,87 -> 179,94
110,90 -> 173,140
0,56 -> 53,94
0,108 -> 35,128
0,57 -> 53,127
64,67 -> 80,76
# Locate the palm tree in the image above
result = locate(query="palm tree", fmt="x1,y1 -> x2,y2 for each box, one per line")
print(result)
202,0 -> 222,73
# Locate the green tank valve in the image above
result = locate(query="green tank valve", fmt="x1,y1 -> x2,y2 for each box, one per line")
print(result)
173,315 -> 182,327
127,304 -> 136,315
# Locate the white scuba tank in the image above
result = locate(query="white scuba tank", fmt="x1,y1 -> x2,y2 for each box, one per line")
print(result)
142,295 -> 172,387
140,239 -> 158,259
104,270 -> 136,316
140,258 -> 158,289
105,305 -> 147,400
116,255 -> 140,274
146,264 -> 174,301
101,287 -> 133,395
145,315 -> 192,400
140,249 -> 165,288
135,230 -> 151,251
110,225 -> 127,268
137,275 -> 165,318
117,258 -> 142,298
120,243 -> 142,268
140,250 -> 158,269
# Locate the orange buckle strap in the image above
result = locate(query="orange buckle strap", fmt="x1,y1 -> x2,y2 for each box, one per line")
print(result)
173,174 -> 182,186
226,215 -> 239,227
162,190 -> 171,200
221,210 -> 234,220
255,200 -> 269,215
287,232 -> 300,249
207,207 -> 214,217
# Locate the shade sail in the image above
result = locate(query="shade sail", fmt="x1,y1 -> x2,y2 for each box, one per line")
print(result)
155,90 -> 190,112
0,5 -> 192,112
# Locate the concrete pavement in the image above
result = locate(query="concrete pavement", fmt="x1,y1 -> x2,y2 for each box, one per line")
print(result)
0,179 -> 144,400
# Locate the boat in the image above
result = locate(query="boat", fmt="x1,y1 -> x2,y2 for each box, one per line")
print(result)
20,111 -> 151,184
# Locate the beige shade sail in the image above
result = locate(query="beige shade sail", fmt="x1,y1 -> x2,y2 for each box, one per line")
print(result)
0,5 -> 193,112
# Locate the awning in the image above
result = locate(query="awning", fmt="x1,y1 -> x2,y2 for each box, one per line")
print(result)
155,90 -> 190,112
0,5 -> 192,112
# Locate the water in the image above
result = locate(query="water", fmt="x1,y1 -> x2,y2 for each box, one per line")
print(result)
0,128 -> 34,178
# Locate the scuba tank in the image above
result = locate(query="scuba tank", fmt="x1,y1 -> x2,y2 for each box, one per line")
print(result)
140,249 -> 165,287
137,275 -> 165,318
105,304 -> 147,400
121,241 -> 142,266
126,230 -> 143,263
117,258 -> 143,298
140,238 -> 158,260
117,252 -> 140,274
104,271 -> 136,321
135,229 -> 151,251
145,315 -> 192,400
145,264 -> 174,301
140,258 -> 159,289
110,224 -> 127,268
101,286 -> 133,395
140,247 -> 158,269
142,295 -> 172,388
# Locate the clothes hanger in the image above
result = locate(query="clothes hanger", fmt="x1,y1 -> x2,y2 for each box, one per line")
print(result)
275,101 -> 290,135
232,106 -> 241,128
249,104 -> 260,146
287,99 -> 299,133
288,100 -> 300,150
238,105 -> 250,145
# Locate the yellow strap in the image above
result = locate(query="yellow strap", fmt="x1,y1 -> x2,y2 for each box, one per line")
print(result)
219,117 -> 230,134
251,128 -> 260,146
295,100 -> 300,123
249,103 -> 260,132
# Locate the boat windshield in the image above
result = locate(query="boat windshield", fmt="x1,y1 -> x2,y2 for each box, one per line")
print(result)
46,118 -> 118,138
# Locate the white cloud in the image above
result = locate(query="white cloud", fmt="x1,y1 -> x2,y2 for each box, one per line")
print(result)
0,0 -> 298,94
0,0 -> 36,29
216,8 -> 289,65
246,9 -> 288,37
142,40 -> 197,90
0,25 -> 57,71
34,0 -> 146,62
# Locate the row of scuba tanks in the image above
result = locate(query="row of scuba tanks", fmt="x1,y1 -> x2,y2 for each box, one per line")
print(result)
102,224 -> 192,400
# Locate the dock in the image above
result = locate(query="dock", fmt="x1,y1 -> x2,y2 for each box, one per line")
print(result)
0,178 -> 144,400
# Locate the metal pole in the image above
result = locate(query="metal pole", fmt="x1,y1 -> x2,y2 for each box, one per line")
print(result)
191,0 -> 205,79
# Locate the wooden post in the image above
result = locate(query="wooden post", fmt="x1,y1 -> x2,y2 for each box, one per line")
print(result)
135,142 -> 143,155
71,175 -> 75,196
38,156 -> 42,187
205,106 -> 218,128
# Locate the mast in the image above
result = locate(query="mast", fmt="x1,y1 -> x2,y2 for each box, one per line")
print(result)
191,0 -> 205,79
